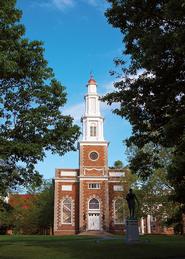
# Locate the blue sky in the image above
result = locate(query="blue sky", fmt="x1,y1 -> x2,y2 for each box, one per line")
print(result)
17,0 -> 132,179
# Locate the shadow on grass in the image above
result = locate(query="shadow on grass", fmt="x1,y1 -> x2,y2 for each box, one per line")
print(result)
0,235 -> 184,259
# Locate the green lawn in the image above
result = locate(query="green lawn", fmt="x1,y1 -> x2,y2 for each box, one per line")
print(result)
0,234 -> 185,259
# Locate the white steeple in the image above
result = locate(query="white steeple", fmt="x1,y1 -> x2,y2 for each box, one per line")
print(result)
82,76 -> 104,141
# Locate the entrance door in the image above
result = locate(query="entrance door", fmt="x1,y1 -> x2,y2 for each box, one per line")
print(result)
88,213 -> 100,230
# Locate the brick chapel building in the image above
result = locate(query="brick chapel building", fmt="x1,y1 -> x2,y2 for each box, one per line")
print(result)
54,77 -> 128,235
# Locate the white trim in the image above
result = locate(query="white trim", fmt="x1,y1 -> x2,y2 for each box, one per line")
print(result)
80,177 -> 108,180
56,177 -> 109,181
108,180 -> 122,183
83,168 -> 105,170
113,185 -> 124,191
79,142 -> 108,146
61,185 -> 72,191
109,172 -> 125,177
85,168 -> 103,171
55,179 -> 78,182
88,210 -> 100,213
82,115 -> 103,119
60,171 -> 78,176
54,181 -> 58,231
56,178 -> 124,183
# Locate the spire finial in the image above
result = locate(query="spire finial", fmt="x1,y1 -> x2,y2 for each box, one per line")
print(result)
90,71 -> 94,79
88,72 -> 96,85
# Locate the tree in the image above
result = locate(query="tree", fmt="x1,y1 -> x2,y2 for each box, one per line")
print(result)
127,144 -> 185,232
136,169 -> 173,216
0,199 -> 13,234
0,193 -> 35,234
31,180 -> 54,235
113,160 -> 124,169
131,168 -> 182,234
0,180 -> 54,234
103,0 -> 185,213
0,0 -> 80,195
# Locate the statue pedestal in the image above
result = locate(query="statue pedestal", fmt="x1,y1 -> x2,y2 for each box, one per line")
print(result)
125,219 -> 139,243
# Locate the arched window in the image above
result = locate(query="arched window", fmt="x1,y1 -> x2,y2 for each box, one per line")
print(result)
89,198 -> 99,210
114,199 -> 124,224
62,198 -> 72,224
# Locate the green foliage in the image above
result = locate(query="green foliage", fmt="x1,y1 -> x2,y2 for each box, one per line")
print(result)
165,206 -> 184,235
33,181 -> 54,234
136,169 -> 175,219
0,0 -> 80,195
0,199 -> 13,233
167,137 -> 185,205
123,161 -> 176,222
103,0 -> 185,215
126,145 -> 183,229
0,181 -> 54,234
113,160 -> 124,168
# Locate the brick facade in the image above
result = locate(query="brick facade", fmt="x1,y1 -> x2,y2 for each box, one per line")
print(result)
54,77 -> 130,235
53,77 -> 175,236
139,216 -> 174,235
54,142 -> 128,235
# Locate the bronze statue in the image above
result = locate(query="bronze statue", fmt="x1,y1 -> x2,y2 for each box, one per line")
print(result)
126,188 -> 139,219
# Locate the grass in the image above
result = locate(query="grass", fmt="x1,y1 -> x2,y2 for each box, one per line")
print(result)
0,234 -> 185,259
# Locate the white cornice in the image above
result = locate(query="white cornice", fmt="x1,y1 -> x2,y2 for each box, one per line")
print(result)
55,179 -> 78,182
79,177 -> 108,181
79,141 -> 108,146
82,115 -> 104,119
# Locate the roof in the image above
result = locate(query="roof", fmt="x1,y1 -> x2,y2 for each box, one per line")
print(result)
8,194 -> 35,209
88,73 -> 97,85
88,78 -> 97,85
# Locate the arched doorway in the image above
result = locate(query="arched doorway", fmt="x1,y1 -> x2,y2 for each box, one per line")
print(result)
88,198 -> 100,230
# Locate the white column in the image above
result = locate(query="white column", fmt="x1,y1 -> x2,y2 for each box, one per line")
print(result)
82,78 -> 105,142
147,215 -> 151,234
141,217 -> 145,234
85,96 -> 88,114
